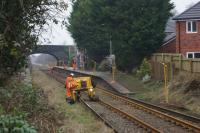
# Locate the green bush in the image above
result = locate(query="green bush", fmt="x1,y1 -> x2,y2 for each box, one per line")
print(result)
0,84 -> 39,113
19,85 -> 38,111
0,105 -> 4,115
0,115 -> 37,133
0,82 -> 64,132
0,87 -> 12,101
136,58 -> 151,78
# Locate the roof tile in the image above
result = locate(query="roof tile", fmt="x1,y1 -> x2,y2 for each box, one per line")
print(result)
173,1 -> 200,20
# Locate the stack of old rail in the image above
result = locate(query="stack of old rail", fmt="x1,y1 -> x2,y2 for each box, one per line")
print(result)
43,68 -> 200,133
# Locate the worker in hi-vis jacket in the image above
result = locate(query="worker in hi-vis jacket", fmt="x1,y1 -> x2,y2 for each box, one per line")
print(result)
65,73 -> 77,104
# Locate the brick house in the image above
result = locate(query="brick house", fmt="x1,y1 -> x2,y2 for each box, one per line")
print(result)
158,18 -> 176,53
159,1 -> 200,59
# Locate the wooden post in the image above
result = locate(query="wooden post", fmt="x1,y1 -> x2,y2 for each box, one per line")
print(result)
162,63 -> 169,103
162,53 -> 164,62
170,55 -> 174,81
179,54 -> 182,70
190,60 -> 193,73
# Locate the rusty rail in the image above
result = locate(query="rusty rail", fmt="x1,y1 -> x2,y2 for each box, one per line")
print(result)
98,99 -> 162,133
51,67 -> 200,124
98,88 -> 200,133
44,70 -> 161,132
80,98 -> 118,133
43,69 -> 200,133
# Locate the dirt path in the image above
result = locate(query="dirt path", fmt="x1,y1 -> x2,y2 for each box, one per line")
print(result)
32,67 -> 113,133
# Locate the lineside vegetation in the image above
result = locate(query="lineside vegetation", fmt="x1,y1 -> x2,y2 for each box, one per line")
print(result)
68,0 -> 174,72
0,0 -> 67,84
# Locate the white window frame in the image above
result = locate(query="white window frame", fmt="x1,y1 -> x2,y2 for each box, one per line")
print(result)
187,52 -> 200,59
187,52 -> 194,59
186,21 -> 198,33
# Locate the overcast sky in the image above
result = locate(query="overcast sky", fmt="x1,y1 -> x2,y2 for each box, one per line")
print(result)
41,0 -> 200,46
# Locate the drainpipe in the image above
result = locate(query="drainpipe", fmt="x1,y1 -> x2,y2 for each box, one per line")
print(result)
178,21 -> 181,53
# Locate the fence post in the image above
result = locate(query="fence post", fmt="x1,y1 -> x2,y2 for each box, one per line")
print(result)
162,53 -> 165,62
162,63 -> 169,103
179,55 -> 182,70
170,55 -> 174,81
190,60 -> 193,73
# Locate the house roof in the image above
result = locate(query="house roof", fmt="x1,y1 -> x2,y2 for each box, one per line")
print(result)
173,1 -> 200,20
163,33 -> 176,46
162,18 -> 176,46
165,18 -> 176,33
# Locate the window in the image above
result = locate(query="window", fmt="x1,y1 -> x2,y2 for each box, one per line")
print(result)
186,21 -> 197,33
194,53 -> 200,58
187,52 -> 200,59
187,53 -> 193,59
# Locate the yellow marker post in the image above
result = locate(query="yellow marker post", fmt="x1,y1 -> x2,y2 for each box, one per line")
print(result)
163,63 -> 169,103
111,65 -> 116,83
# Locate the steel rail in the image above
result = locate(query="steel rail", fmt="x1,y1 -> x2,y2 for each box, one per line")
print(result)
44,71 -> 119,132
97,88 -> 200,133
80,98 -> 118,133
98,99 -> 162,133
45,70 -> 161,132
81,91 -> 161,133
52,67 -> 200,123
43,69 -> 200,132
46,70 -> 157,132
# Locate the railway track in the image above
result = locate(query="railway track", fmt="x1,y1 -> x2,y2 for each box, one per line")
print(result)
43,69 -> 200,133
81,95 -> 158,133
96,88 -> 200,133
98,99 -> 162,133
51,67 -> 200,124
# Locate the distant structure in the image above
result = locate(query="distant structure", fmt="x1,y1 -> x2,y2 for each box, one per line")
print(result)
159,1 -> 200,59
158,18 -> 176,53
31,45 -> 76,65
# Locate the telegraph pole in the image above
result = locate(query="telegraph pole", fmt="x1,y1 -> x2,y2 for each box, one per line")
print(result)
110,35 -> 112,56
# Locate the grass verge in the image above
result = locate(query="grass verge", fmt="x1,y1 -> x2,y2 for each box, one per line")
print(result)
32,66 -> 113,133
115,71 -> 200,116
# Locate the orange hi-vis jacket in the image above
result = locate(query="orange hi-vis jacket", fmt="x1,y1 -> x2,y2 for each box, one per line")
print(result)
65,76 -> 77,97
72,63 -> 76,70
72,60 -> 76,70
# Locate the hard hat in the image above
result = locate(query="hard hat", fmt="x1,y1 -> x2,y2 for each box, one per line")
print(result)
70,73 -> 74,76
